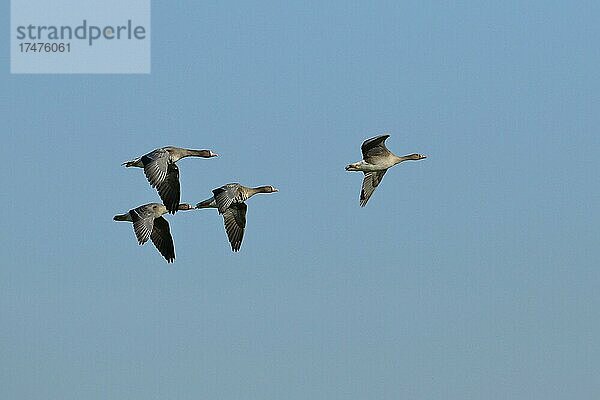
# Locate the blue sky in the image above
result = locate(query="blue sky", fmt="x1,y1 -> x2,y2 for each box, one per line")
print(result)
2,1 -> 599,399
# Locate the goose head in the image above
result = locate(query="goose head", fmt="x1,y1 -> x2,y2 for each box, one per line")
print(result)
150,203 -> 168,216
262,185 -> 278,193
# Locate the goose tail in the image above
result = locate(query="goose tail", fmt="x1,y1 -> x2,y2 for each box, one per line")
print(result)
196,198 -> 216,209
122,158 -> 143,168
113,213 -> 130,221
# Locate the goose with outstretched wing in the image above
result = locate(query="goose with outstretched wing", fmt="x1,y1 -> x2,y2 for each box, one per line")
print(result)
196,183 -> 278,252
114,202 -> 193,262
346,134 -> 426,207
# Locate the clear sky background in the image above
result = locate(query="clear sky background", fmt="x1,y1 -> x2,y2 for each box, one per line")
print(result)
1,1 -> 599,399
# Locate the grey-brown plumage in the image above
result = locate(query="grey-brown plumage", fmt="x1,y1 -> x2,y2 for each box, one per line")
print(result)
113,203 -> 192,262
360,170 -> 387,207
122,146 -> 218,214
346,134 -> 426,207
196,183 -> 278,252
222,203 -> 247,252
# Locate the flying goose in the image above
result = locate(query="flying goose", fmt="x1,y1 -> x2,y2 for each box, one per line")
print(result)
346,134 -> 426,207
113,203 -> 193,262
196,183 -> 278,251
122,146 -> 218,214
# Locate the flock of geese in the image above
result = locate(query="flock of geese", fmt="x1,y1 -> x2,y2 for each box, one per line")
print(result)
114,134 -> 426,262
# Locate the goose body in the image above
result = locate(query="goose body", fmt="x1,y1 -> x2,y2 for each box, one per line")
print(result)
122,146 -> 218,214
346,134 -> 426,206
196,183 -> 278,252
113,202 -> 192,262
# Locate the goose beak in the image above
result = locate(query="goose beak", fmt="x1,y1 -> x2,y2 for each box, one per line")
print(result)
273,187 -> 279,192
210,151 -> 219,157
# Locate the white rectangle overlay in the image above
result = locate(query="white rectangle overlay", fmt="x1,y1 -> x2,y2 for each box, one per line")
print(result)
11,0 -> 150,73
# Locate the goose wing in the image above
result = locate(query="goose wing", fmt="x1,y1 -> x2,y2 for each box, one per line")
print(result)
129,205 -> 156,245
141,148 -> 170,187
212,184 -> 243,214
222,202 -> 247,252
150,216 -> 176,262
156,163 -> 180,214
360,170 -> 387,207
361,134 -> 391,161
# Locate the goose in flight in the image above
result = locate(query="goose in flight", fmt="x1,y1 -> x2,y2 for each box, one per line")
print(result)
196,183 -> 278,252
113,202 -> 193,262
346,134 -> 426,207
122,146 -> 218,214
